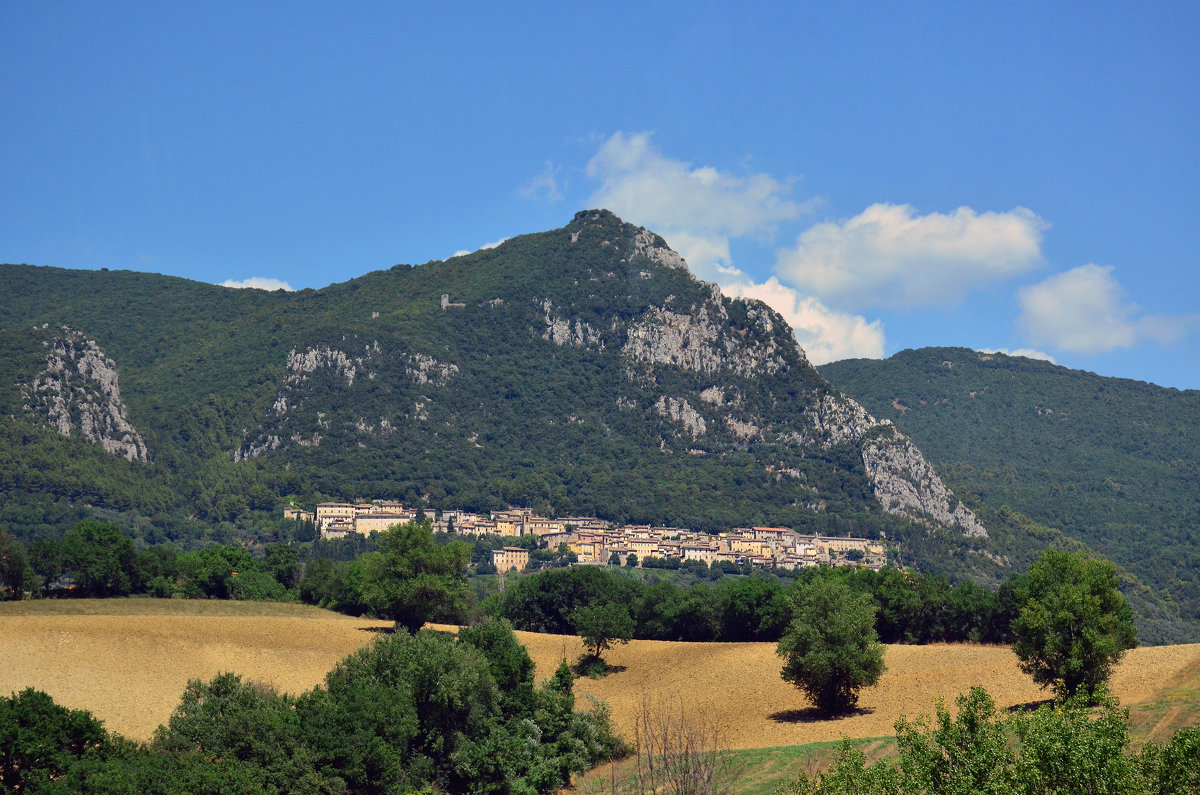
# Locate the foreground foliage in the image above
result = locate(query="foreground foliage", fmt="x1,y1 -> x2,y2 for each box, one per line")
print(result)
0,620 -> 624,793
783,686 -> 1200,795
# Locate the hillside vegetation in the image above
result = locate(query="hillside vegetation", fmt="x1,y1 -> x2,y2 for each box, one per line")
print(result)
5,215 -> 1197,643
4,213 -> 991,590
821,348 -> 1200,643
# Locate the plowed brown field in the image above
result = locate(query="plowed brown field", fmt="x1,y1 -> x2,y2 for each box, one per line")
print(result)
3,600 -> 1198,748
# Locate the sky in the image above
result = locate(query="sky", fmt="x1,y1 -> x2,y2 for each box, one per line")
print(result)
3,2 -> 1198,388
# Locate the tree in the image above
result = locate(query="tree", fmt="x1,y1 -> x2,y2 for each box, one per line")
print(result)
359,520 -> 471,633
0,688 -> 110,792
59,520 -> 139,597
1011,548 -> 1137,699
0,528 -> 31,600
571,602 -> 634,661
777,578 -> 886,714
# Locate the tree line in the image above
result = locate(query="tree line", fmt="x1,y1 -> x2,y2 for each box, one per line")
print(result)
3,520 -> 1038,649
487,563 -> 1027,646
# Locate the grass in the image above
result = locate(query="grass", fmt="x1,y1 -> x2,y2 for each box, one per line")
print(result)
0,597 -> 348,618
574,737 -> 898,794
721,738 -> 897,794
1127,657 -> 1200,745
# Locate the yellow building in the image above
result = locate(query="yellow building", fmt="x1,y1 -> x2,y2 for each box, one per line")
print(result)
492,547 -> 529,572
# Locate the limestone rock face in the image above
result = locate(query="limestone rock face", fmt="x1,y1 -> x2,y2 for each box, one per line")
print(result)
22,325 -> 148,461
632,228 -> 688,271
406,353 -> 458,386
599,223 -> 984,537
622,290 -> 786,378
862,430 -> 987,536
542,300 -> 604,349
654,396 -> 707,438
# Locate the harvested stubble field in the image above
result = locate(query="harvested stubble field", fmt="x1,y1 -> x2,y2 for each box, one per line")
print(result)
3,599 -> 1198,749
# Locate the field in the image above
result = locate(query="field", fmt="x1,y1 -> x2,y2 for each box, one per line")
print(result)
3,599 -> 1199,753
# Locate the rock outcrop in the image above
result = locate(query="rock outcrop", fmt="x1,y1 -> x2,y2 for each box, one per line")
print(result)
862,429 -> 987,536
22,325 -> 149,461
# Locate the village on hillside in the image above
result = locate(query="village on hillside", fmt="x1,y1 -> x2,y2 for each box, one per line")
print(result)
286,501 -> 888,573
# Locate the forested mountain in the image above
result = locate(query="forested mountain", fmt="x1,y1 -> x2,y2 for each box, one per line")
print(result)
1,212 -> 972,538
1,211 -> 1191,641
821,348 -> 1200,643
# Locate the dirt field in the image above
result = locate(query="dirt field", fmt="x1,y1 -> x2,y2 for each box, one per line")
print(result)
3,599 -> 1198,748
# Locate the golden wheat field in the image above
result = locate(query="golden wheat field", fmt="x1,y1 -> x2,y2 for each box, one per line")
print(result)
2,599 -> 1198,749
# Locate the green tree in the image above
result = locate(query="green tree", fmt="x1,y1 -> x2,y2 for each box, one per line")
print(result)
0,528 -> 31,599
359,520 -> 471,633
570,602 -> 634,661
893,687 -> 1016,794
458,617 -> 537,717
777,578 -> 886,714
60,520 -> 139,597
0,688 -> 110,792
1011,548 -> 1138,699
153,672 -> 312,785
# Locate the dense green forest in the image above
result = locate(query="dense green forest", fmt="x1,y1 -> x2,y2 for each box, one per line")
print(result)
821,348 -> 1200,642
0,213 -> 908,535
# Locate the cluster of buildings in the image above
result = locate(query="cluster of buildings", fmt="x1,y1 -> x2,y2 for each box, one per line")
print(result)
288,501 -> 888,573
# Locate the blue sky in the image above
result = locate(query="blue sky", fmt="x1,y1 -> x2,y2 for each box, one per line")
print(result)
3,2 -> 1198,388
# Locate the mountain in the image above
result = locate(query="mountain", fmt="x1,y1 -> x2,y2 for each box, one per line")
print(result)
2,212 -> 982,553
8,211 -> 1192,640
821,348 -> 1200,643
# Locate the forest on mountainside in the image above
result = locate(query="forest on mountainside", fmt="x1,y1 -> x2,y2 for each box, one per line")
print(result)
3,215 -> 1197,642
822,347 -> 1200,641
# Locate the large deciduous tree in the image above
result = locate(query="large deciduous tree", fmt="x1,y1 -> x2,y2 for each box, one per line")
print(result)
777,578 -> 886,715
359,520 -> 471,633
1011,548 -> 1137,699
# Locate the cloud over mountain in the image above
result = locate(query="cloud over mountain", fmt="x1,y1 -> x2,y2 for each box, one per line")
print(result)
1017,264 -> 1195,353
774,203 -> 1048,309
221,277 -> 294,291
586,131 -> 812,280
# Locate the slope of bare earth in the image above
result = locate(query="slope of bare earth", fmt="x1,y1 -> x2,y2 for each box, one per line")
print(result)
3,600 -> 1198,748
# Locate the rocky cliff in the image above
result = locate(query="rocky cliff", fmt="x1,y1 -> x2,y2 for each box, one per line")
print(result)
21,325 -> 149,462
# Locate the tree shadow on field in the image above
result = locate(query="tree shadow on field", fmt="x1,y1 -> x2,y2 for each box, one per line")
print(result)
572,655 -> 627,679
1006,698 -> 1053,714
769,705 -> 873,724
358,625 -> 397,635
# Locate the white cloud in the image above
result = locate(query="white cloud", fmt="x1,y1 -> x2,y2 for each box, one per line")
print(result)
221,277 -> 294,291
1017,264 -> 1194,354
449,237 -> 509,260
586,131 -> 814,280
775,203 -> 1048,309
723,277 -> 885,365
978,347 -> 1057,363
520,160 -> 563,203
